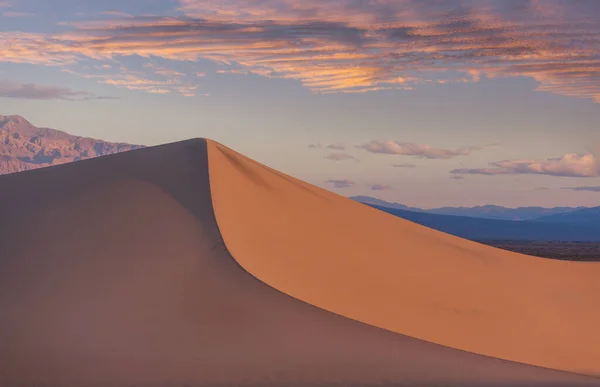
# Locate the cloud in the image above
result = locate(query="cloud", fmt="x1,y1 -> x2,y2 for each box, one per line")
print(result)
449,175 -> 465,180
563,186 -> 600,192
63,63 -> 202,97
358,140 -> 483,159
2,11 -> 34,17
326,143 -> 345,150
534,187 -> 549,191
0,2 -> 9,8
325,152 -> 356,161
392,163 -> 416,168
308,143 -> 322,149
369,184 -> 394,191
325,179 -> 355,189
0,1 -> 600,98
100,11 -> 133,18
451,153 -> 599,178
0,80 -> 115,100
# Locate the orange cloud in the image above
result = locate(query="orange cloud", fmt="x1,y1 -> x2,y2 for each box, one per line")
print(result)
0,1 -> 599,98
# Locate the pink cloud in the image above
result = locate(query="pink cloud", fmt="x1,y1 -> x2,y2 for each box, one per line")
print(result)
0,1 -> 599,99
0,80 -> 115,100
451,153 -> 599,178
100,10 -> 133,18
358,140 -> 483,159
63,62 -> 202,97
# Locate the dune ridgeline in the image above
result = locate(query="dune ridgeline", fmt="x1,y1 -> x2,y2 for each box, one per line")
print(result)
1,139 -> 599,387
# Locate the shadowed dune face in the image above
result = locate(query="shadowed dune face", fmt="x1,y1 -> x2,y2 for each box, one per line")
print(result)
207,140 -> 600,377
1,139 -> 599,387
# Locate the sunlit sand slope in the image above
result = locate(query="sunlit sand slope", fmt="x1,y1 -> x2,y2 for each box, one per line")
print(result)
0,139 -> 598,387
208,140 -> 600,377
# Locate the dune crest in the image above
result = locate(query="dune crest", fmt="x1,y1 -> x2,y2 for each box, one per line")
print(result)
207,140 -> 600,376
1,139 -> 599,386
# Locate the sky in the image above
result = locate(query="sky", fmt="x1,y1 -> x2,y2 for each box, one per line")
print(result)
1,0 -> 600,208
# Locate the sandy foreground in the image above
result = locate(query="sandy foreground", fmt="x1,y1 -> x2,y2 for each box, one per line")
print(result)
0,138 -> 599,386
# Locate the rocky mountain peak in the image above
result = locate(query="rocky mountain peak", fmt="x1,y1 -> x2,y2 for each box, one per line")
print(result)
0,114 -> 143,175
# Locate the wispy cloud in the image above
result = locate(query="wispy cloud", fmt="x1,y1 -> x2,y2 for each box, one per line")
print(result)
0,2 -> 9,8
392,163 -> 416,168
563,186 -> 600,192
100,10 -> 133,18
0,80 -> 115,100
1,1 -> 599,98
451,153 -> 599,178
326,143 -> 346,150
2,11 -> 34,17
325,152 -> 356,161
450,175 -> 465,180
62,62 -> 202,96
325,179 -> 355,189
369,184 -> 394,191
308,143 -> 322,149
358,140 -> 484,159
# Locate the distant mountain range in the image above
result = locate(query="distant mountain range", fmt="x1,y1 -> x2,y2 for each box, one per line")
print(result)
0,115 -> 143,175
350,196 -> 424,212
535,206 -> 600,226
1,114 -> 597,241
367,205 -> 600,242
350,196 -> 588,221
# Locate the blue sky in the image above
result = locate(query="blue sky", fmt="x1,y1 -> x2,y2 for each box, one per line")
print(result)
1,0 -> 600,208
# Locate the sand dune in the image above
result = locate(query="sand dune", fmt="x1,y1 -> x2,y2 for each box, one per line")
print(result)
0,138 -> 599,386
208,140 -> 600,377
